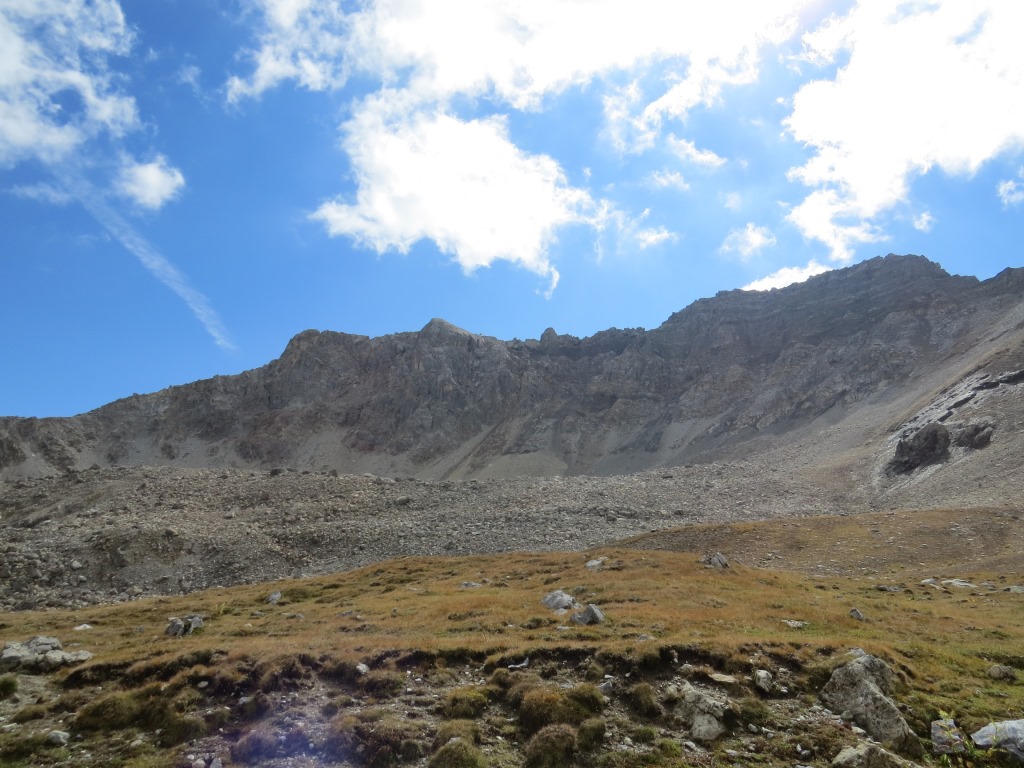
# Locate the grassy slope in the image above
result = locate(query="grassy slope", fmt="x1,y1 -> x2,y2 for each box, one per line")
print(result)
1,534 -> 1022,766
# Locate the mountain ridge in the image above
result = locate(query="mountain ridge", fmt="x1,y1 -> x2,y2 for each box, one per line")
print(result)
2,253 -> 1023,483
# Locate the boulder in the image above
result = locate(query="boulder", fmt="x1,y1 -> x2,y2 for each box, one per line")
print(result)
888,422 -> 950,474
46,730 -> 71,747
701,552 -> 729,569
820,655 -> 922,756
832,743 -> 919,768
166,614 -> 205,637
988,665 -> 1018,682
931,718 -> 966,755
541,590 -> 579,611
753,669 -> 774,695
972,719 -> 1024,761
0,637 -> 92,673
949,421 -> 994,449
672,682 -> 733,742
570,604 -> 605,625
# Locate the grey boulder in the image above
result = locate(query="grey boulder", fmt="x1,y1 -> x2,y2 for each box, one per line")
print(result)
820,654 -> 921,756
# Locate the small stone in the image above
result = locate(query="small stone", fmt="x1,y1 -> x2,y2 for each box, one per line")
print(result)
782,619 -> 808,629
72,624 -> 93,631
570,604 -> 606,625
701,552 -> 729,569
988,665 -> 1017,682
849,608 -> 865,621
541,590 -> 579,611
941,579 -> 976,589
931,718 -> 966,755
355,663 -> 370,676
267,591 -> 282,604
753,669 -> 774,694
70,560 -> 83,571
47,730 -> 71,747
166,617 -> 184,636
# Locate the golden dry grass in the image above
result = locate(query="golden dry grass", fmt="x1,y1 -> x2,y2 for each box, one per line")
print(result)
1,543 -> 1023,766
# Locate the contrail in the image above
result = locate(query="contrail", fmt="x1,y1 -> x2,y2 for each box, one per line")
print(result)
67,178 -> 236,351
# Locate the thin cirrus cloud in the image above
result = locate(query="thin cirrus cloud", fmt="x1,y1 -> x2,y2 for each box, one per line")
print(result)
228,0 -> 810,290
0,0 -> 231,349
785,1 -> 1024,263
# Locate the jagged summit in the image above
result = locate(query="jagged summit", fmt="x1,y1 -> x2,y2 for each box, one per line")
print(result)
2,254 -> 1023,483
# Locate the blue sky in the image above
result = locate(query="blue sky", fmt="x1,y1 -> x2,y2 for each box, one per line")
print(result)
2,0 -> 1023,417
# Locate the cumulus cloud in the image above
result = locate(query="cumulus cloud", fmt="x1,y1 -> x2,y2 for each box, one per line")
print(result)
743,260 -> 829,291
116,155 -> 185,210
229,1 -> 811,290
310,107 -> 596,294
0,0 -> 137,166
998,168 -> 1024,207
720,222 -> 777,260
912,211 -> 935,232
785,1 -> 1024,261
231,1 -> 808,110
226,0 -> 349,103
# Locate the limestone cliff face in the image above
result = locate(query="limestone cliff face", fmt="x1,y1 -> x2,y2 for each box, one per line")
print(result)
2,254 -> 1023,479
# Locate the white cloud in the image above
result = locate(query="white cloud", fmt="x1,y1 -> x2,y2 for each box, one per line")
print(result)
116,155 -> 185,210
785,1 -> 1024,261
0,2 -> 229,348
70,178 -> 233,350
227,1 -> 815,290
177,64 -> 201,90
720,222 -> 777,260
0,0 -> 137,166
9,182 -> 73,205
648,170 -> 689,191
635,227 -> 677,249
723,192 -> 742,211
743,260 -> 830,291
998,168 -> 1024,207
667,135 -> 726,167
226,0 -> 349,103
912,211 -> 934,232
310,107 -> 597,294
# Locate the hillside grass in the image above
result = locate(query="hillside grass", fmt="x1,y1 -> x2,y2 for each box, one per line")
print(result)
1,547 -> 1022,766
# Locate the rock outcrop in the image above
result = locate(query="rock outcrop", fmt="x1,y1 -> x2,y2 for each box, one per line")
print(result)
0,636 -> 92,672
